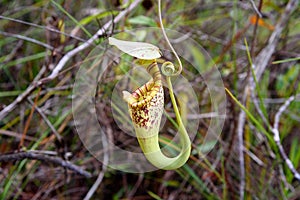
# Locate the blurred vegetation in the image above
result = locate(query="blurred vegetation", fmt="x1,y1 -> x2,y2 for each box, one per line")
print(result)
0,0 -> 300,199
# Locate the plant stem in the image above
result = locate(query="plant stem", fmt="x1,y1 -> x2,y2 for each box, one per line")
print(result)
166,76 -> 191,155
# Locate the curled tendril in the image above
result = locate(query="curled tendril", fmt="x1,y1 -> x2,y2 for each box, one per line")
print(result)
161,61 -> 177,77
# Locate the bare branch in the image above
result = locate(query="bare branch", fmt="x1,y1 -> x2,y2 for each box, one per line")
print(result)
236,89 -> 248,200
273,96 -> 295,131
0,151 -> 92,178
0,129 -> 36,141
249,75 -> 271,128
27,98 -> 62,142
254,0 -> 299,81
0,30 -> 54,50
249,0 -> 263,18
272,96 -> 300,182
0,65 -> 47,121
0,15 -> 87,44
83,113 -> 111,200
263,94 -> 300,104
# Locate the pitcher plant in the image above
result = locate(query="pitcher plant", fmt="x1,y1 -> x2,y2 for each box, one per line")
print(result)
109,37 -> 191,170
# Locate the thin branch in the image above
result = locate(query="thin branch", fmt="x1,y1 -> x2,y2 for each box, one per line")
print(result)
127,173 -> 144,198
83,115 -> 110,200
243,146 -> 264,166
263,95 -> 300,104
0,30 -> 54,50
236,89 -> 247,200
272,96 -> 300,182
0,65 -> 47,121
249,0 -> 263,57
83,169 -> 106,200
0,15 -> 87,43
249,75 -> 271,128
194,29 -> 247,50
18,88 -> 40,149
0,151 -> 92,178
27,98 -> 62,142
0,129 -> 36,141
2,40 -> 24,64
0,0 -> 142,121
249,0 -> 263,18
254,0 -> 299,81
273,96 -> 295,131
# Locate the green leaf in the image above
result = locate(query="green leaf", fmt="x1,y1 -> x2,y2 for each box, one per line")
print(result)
286,139 -> 300,182
289,139 -> 300,169
275,65 -> 300,96
0,90 -> 22,97
128,15 -> 157,26
272,57 -> 300,64
147,191 -> 163,200
109,37 -> 162,60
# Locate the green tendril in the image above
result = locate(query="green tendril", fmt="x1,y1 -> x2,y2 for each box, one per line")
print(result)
158,0 -> 183,76
161,61 -> 176,77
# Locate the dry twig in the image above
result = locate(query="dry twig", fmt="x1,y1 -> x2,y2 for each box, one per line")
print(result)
27,98 -> 62,143
272,96 -> 300,182
236,88 -> 247,200
83,126 -> 110,200
0,15 -> 87,44
0,151 -> 91,178
253,0 -> 299,80
0,30 -> 54,51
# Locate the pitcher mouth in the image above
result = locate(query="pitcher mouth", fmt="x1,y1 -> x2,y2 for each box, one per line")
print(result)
123,61 -> 162,107
122,60 -> 164,130
123,79 -> 161,106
